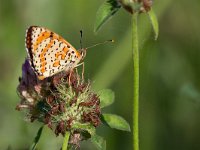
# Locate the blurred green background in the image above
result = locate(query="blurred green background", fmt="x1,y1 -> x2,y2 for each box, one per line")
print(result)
0,0 -> 200,149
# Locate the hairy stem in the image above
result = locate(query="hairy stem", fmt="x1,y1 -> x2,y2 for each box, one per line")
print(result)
132,12 -> 139,150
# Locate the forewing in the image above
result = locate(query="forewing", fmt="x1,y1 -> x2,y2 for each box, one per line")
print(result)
25,26 -> 80,80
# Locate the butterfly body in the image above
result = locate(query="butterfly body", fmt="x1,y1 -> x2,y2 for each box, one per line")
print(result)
25,26 -> 83,80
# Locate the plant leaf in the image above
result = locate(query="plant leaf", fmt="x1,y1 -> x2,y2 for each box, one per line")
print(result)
98,89 -> 115,108
71,123 -> 96,136
30,126 -> 44,150
91,134 -> 106,150
148,8 -> 159,40
94,0 -> 121,33
101,114 -> 131,132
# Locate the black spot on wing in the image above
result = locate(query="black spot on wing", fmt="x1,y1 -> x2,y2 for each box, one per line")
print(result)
50,32 -> 54,38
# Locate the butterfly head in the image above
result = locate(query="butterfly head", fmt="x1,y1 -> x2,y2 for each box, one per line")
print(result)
79,48 -> 87,60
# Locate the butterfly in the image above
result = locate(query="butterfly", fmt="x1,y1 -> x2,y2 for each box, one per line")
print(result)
25,26 -> 86,80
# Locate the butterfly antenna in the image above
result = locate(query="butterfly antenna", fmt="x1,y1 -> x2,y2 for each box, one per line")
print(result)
80,30 -> 83,49
85,39 -> 114,50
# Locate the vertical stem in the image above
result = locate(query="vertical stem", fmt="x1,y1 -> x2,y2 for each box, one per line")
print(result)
132,13 -> 139,150
62,131 -> 70,150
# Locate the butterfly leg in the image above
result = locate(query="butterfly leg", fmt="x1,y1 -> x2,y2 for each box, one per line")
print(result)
74,68 -> 79,81
75,68 -> 78,74
68,70 -> 72,85
81,62 -> 84,80
75,62 -> 84,80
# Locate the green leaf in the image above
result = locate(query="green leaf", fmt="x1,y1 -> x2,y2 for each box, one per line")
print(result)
101,114 -> 131,132
71,123 -> 96,136
148,9 -> 159,40
30,126 -> 44,150
94,0 -> 121,33
91,134 -> 106,150
62,131 -> 70,150
98,89 -> 115,108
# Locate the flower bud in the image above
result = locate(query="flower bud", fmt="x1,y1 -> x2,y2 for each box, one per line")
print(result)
119,0 -> 153,14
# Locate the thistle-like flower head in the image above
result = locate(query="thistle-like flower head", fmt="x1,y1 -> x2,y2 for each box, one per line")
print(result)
17,59 -> 101,147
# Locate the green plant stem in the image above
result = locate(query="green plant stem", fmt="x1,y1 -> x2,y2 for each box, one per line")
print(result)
62,131 -> 70,150
132,12 -> 139,150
